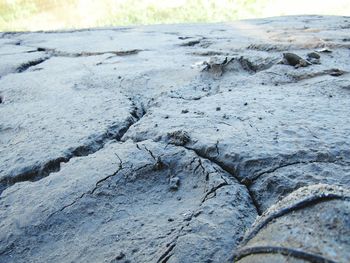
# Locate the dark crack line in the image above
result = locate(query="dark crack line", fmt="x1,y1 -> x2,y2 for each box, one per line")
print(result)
246,185 -> 262,215
233,246 -> 337,263
157,241 -> 177,263
202,181 -> 229,203
179,39 -> 202,47
35,47 -> 142,57
194,158 -> 205,174
143,145 -> 157,161
178,144 -> 262,216
16,57 -> 50,73
250,159 -> 350,182
0,120 -> 132,195
0,98 -> 147,195
241,193 -> 350,246
91,166 -> 123,195
134,163 -> 154,172
214,140 -> 220,156
47,165 -> 123,219
156,224 -> 193,263
0,55 -> 50,80
157,166 -> 236,262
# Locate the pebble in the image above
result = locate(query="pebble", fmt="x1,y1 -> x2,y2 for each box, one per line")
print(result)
169,177 -> 180,190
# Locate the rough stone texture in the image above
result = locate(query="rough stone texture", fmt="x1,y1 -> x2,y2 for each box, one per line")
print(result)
234,185 -> 350,263
0,15 -> 349,262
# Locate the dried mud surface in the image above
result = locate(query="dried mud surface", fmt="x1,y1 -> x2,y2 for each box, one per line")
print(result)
0,15 -> 349,262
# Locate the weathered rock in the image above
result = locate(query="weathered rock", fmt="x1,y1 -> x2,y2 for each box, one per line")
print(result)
0,140 -> 256,262
0,15 -> 349,262
280,52 -> 312,67
233,184 -> 350,263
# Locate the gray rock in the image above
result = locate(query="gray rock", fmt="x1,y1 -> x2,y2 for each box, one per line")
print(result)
0,15 -> 349,262
0,140 -> 256,263
169,176 -> 180,190
234,184 -> 350,263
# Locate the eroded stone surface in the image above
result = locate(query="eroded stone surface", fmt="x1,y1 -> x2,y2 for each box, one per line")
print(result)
0,15 -> 349,262
0,140 -> 257,262
234,185 -> 350,263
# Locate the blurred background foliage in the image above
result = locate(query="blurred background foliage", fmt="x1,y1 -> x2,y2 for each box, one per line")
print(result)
0,0 -> 349,31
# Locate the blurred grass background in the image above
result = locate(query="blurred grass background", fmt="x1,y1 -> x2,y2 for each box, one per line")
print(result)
0,0 -> 350,31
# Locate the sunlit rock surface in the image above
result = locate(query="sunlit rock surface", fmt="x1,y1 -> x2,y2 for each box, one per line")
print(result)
0,15 -> 349,262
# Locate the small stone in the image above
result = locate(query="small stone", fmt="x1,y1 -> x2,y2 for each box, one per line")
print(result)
183,212 -> 193,221
328,69 -> 345,77
282,52 -> 311,67
244,102 -> 248,106
169,177 -> 180,190
223,114 -> 229,120
114,252 -> 125,260
154,157 -> 164,170
216,107 -> 221,111
167,130 -> 190,146
87,209 -> 94,215
307,52 -> 320,59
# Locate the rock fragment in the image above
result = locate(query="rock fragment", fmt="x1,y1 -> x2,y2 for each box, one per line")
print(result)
169,176 -> 180,190
166,130 -> 191,146
280,52 -> 312,68
233,184 -> 350,263
306,51 -> 321,64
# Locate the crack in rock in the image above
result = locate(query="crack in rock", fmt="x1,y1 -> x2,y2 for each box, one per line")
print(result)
36,47 -> 142,57
16,57 -> 50,73
179,144 -> 262,215
241,193 -> 350,246
48,165 -> 124,219
157,238 -> 178,263
234,246 -> 338,263
0,118 -> 134,195
249,158 -> 350,183
0,93 -> 148,195
201,180 -> 229,203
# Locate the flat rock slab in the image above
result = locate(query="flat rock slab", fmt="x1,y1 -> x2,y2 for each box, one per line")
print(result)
0,140 -> 257,262
0,15 -> 349,262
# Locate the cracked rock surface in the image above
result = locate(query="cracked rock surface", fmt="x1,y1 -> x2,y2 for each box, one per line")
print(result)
0,15 -> 349,262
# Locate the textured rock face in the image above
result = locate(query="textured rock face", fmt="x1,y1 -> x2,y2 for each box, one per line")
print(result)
0,15 -> 349,262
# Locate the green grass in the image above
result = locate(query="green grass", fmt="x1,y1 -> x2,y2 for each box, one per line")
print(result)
0,0 -> 264,31
1,0 -> 349,31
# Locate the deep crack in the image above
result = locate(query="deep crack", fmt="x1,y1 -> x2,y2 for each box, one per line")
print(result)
179,145 -> 262,215
36,47 -> 142,57
16,57 -> 50,73
250,159 -> 350,182
0,99 -> 147,195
